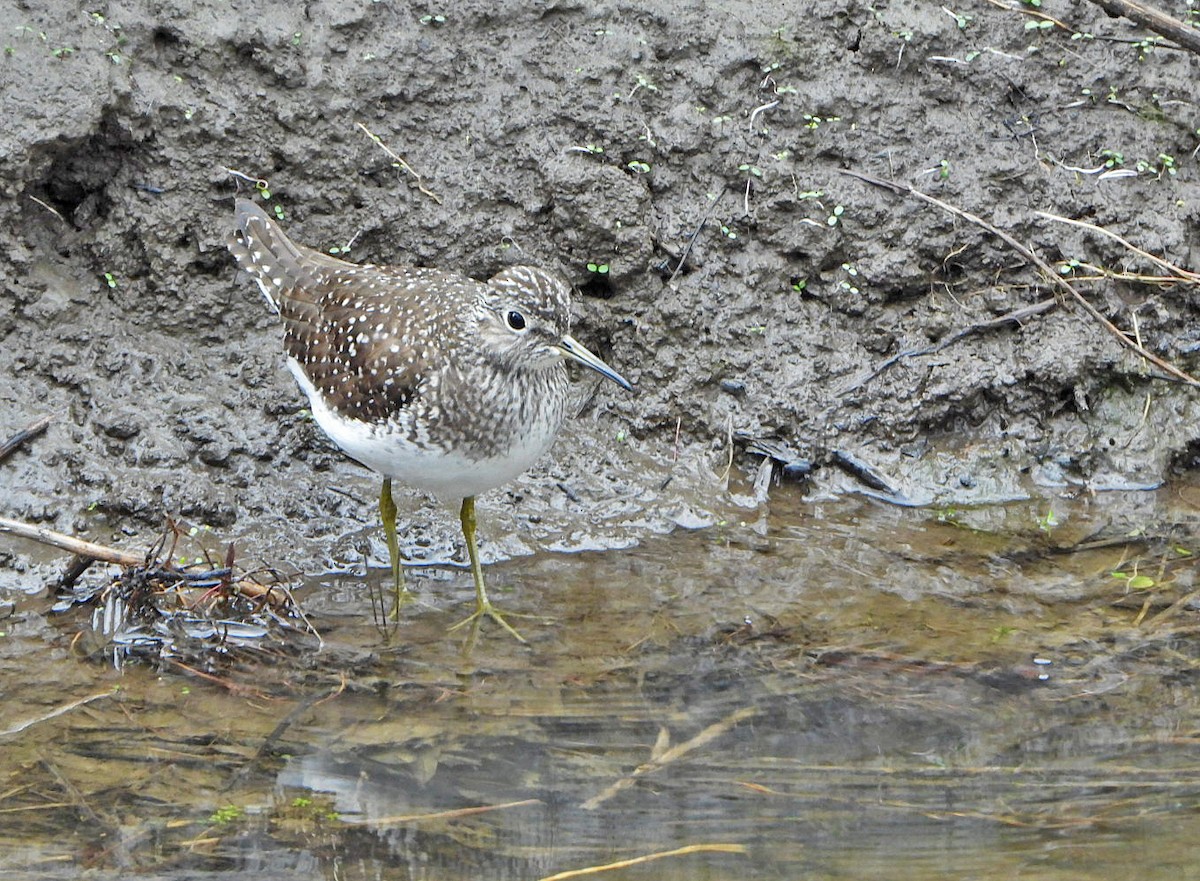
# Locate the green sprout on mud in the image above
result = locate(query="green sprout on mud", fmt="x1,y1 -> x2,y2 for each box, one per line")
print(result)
738,163 -> 763,178
628,73 -> 658,98
102,272 -> 117,289
936,507 -> 961,524
586,261 -> 610,274
803,114 -> 839,130
291,32 -> 301,46
1110,568 -> 1156,590
720,224 -> 738,239
273,204 -> 285,221
790,277 -> 807,293
945,8 -> 973,29
1134,36 -> 1161,60
938,159 -> 951,180
419,13 -> 446,25
839,263 -> 859,295
1098,149 -> 1124,168
50,45 -> 75,57
1036,508 -> 1059,534
1021,0 -> 1041,7
1024,19 -> 1053,31
1057,258 -> 1083,275
626,160 -> 650,174
255,180 -> 272,199
1136,153 -> 1177,179
209,805 -> 245,825
827,204 -> 845,226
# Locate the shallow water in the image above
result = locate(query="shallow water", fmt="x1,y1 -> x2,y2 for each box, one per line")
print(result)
3,482 -> 1200,880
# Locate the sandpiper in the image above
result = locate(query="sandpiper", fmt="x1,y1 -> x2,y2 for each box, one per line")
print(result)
228,200 -> 631,641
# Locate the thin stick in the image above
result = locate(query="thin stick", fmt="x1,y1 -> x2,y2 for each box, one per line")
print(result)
0,691 -> 112,739
839,169 -> 1200,387
582,707 -> 757,810
668,186 -> 726,285
341,798 -> 542,827
357,122 -> 443,205
1083,0 -> 1200,56
0,415 -> 51,463
844,298 -> 1058,392
0,515 -> 146,567
28,196 -> 68,225
536,844 -> 748,881
1035,211 -> 1200,283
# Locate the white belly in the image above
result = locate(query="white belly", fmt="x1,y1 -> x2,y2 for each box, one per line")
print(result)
287,358 -> 562,499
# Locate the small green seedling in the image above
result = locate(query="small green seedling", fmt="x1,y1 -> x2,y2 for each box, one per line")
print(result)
586,262 -> 610,274
102,272 -> 117,289
1111,569 -> 1156,590
1036,509 -> 1058,534
946,8 -> 972,29
209,805 -> 245,825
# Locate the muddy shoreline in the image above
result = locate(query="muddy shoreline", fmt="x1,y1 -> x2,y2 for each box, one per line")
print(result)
1,2 -> 1199,568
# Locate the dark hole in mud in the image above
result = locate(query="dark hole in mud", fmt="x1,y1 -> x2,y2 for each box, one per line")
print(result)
34,125 -> 134,227
152,25 -> 181,48
578,275 -> 614,300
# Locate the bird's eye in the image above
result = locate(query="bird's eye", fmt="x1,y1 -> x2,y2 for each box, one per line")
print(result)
505,310 -> 527,332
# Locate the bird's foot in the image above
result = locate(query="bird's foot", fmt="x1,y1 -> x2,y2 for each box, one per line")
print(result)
448,599 -> 529,644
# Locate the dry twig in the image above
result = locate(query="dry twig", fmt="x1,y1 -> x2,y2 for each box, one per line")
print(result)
341,798 -> 542,827
0,415 -> 51,464
582,706 -> 757,809
0,515 -> 146,567
1082,0 -> 1200,56
536,843 -> 748,881
839,169 -> 1200,388
357,122 -> 443,205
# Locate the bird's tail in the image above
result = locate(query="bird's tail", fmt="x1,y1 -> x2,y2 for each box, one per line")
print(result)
229,199 -> 316,314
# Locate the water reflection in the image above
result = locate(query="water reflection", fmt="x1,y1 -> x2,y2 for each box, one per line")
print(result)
2,484 -> 1200,879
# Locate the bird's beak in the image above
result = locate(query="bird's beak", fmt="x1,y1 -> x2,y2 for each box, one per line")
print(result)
558,334 -> 633,391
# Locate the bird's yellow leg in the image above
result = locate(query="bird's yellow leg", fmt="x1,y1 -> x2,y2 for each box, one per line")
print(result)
448,496 -> 527,644
379,478 -> 409,620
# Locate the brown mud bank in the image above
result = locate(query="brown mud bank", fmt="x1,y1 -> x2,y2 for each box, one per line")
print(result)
1,1 -> 1199,569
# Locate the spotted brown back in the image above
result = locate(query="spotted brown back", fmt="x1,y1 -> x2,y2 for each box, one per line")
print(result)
229,200 -> 486,425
